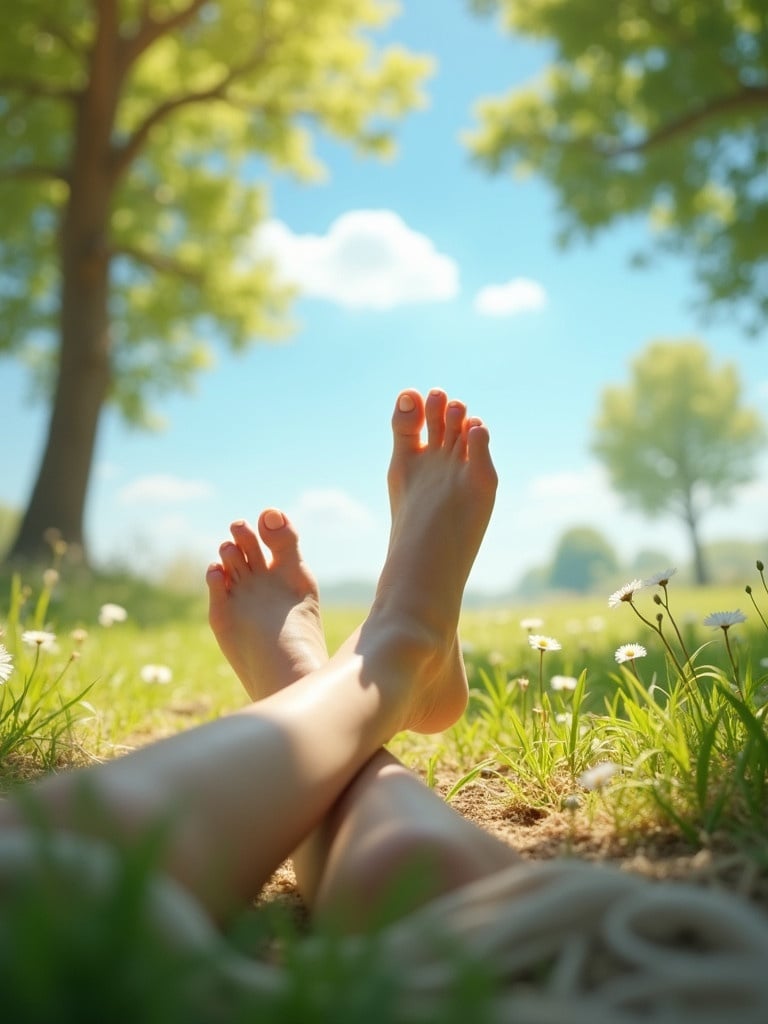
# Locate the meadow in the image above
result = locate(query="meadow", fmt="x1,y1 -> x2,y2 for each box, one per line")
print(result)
1,554 -> 768,1020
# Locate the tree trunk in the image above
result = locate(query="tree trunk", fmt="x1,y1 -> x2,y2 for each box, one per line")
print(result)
683,497 -> 709,586
6,9 -> 119,566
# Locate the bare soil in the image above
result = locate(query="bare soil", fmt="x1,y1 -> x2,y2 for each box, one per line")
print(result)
259,768 -> 768,923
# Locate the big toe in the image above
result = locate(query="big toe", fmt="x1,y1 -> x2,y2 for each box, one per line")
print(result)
391,389 -> 426,456
258,509 -> 303,571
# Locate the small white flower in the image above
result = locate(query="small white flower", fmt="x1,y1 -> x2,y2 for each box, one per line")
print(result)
761,657 -> 768,669
615,643 -> 648,664
520,617 -> 544,631
555,712 -> 573,726
0,644 -> 13,683
528,634 -> 562,653
21,630 -> 58,651
140,664 -> 173,685
608,579 -> 645,608
99,603 -> 128,627
551,674 -> 578,691
563,794 -> 581,811
579,762 -> 620,791
70,628 -> 89,644
703,610 -> 747,630
644,567 -> 677,588
487,650 -> 506,667
516,676 -> 530,692
42,568 -> 60,589
587,616 -> 606,633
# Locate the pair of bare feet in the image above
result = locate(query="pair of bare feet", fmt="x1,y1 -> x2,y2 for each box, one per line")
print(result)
206,388 -> 497,736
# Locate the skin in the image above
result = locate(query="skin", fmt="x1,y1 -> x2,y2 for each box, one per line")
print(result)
206,389 -> 519,928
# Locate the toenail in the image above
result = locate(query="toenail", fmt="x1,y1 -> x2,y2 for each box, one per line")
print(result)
264,509 -> 285,530
398,394 -> 416,412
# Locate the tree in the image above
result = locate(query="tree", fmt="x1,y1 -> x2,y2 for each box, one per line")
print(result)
466,0 -> 768,333
548,526 -> 618,593
1,0 -> 430,563
592,340 -> 765,584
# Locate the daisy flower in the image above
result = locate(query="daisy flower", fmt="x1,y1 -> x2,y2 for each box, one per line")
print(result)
99,603 -> 128,627
608,579 -> 645,608
615,643 -> 647,664
550,674 -> 578,691
21,630 -> 58,650
703,610 -> 747,630
643,567 -> 677,588
528,634 -> 562,653
579,762 -> 619,791
0,644 -> 13,684
140,664 -> 173,685
520,617 -> 544,631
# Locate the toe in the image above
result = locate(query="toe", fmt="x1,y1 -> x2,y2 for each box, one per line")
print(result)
443,400 -> 466,452
425,389 -> 448,450
230,519 -> 267,571
391,389 -> 426,455
205,562 -> 229,600
219,540 -> 247,582
258,509 -> 301,569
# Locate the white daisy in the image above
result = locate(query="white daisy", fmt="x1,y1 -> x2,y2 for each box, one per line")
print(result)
550,674 -> 578,691
643,567 -> 677,588
608,579 -> 645,608
615,643 -> 648,664
520,617 -> 544,631
140,664 -> 173,685
528,635 -> 562,653
99,603 -> 128,627
702,610 -> 747,630
0,644 -> 13,684
21,630 -> 58,650
579,762 -> 619,791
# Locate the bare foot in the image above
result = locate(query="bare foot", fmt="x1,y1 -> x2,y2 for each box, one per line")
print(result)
372,388 -> 497,733
386,388 -> 475,733
206,510 -> 327,701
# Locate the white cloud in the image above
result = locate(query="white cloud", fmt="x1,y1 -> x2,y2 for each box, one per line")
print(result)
293,488 -> 375,530
474,277 -> 547,317
118,474 -> 213,504
254,210 -> 459,310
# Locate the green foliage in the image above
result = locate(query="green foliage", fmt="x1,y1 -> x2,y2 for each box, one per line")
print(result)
466,0 -> 768,332
0,0 -> 432,422
548,525 -> 619,592
591,339 -> 765,582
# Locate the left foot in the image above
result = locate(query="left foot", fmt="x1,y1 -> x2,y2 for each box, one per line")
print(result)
206,510 -> 327,701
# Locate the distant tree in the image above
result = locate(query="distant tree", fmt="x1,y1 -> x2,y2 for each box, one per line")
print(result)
466,0 -> 768,334
1,0 -> 430,563
549,526 -> 619,593
592,340 -> 765,585
629,548 -> 676,579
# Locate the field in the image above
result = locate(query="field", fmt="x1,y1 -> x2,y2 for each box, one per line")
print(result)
1,560 -> 768,1019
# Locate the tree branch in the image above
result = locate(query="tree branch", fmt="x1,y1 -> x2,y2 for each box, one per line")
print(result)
111,243 -> 204,282
110,36 -> 282,180
603,85 -> 768,157
122,0 -> 209,67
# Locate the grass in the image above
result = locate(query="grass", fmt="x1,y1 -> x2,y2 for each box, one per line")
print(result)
1,557 -> 768,1018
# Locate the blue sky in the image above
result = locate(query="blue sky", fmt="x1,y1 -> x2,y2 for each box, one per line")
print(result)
3,2 -> 766,594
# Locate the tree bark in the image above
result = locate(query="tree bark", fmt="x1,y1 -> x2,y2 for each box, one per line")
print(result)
682,495 -> 709,586
6,5 -> 119,566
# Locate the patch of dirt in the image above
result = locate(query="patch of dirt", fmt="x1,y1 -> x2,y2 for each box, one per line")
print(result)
258,768 -> 768,922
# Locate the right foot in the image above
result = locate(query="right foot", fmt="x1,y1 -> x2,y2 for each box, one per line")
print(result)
206,510 -> 327,701
370,389 -> 497,734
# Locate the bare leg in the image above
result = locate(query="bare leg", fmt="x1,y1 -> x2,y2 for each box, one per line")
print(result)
207,390 -> 519,927
0,390 -> 497,923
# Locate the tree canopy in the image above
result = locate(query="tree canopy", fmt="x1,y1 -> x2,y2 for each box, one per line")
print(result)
591,339 -> 765,584
0,0 -> 430,561
467,0 -> 768,334
548,526 -> 619,593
